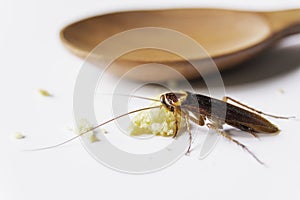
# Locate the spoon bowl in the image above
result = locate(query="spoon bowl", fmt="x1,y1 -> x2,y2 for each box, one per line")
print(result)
60,8 -> 300,81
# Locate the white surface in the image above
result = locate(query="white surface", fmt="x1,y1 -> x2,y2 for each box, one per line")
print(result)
1,0 -> 300,200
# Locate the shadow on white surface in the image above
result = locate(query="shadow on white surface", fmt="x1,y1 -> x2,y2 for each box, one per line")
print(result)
221,39 -> 300,86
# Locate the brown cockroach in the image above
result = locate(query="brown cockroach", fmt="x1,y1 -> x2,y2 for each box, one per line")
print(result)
160,91 -> 293,164
30,91 -> 293,164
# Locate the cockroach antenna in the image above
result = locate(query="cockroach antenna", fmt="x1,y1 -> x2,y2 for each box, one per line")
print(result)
98,93 -> 161,102
24,105 -> 161,151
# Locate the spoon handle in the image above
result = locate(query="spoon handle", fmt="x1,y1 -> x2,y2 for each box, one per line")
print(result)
262,9 -> 300,35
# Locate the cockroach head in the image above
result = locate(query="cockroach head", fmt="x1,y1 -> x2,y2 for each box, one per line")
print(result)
160,92 -> 187,111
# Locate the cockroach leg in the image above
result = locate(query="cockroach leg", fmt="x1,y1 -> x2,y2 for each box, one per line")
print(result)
183,113 -> 206,154
248,131 -> 259,139
173,108 -> 180,138
223,96 -> 292,119
188,115 -> 205,126
207,123 -> 264,165
182,111 -> 192,155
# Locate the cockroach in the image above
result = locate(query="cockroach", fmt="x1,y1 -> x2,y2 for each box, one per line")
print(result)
30,91 -> 293,164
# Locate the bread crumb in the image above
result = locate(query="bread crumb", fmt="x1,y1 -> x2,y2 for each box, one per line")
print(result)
100,128 -> 108,134
278,88 -> 285,94
130,97 -> 184,137
38,89 -> 52,97
15,132 -> 25,139
73,119 -> 101,143
89,133 -> 100,143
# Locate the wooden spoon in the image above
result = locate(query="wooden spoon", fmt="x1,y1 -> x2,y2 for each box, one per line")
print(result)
60,8 -> 300,81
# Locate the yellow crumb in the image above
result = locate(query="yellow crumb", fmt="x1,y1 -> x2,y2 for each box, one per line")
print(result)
15,132 -> 25,139
100,128 -> 108,134
74,119 -> 93,135
130,98 -> 184,137
38,89 -> 52,97
74,119 -> 102,143
278,88 -> 285,94
89,133 -> 100,143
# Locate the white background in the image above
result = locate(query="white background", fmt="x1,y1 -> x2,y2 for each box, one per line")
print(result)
1,0 -> 300,199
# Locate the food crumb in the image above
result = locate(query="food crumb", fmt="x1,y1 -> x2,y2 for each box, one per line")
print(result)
130,97 -> 184,137
74,119 -> 93,135
74,119 -> 102,143
38,89 -> 52,97
278,88 -> 285,94
15,132 -> 25,139
100,128 -> 108,134
89,133 -> 100,143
